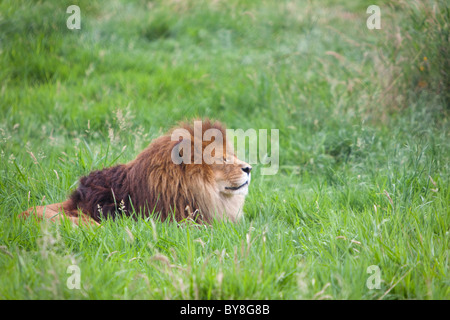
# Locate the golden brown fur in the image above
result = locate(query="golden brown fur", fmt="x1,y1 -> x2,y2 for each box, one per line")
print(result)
20,119 -> 252,226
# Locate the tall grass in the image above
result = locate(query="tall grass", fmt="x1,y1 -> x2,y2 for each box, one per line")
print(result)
369,0 -> 449,118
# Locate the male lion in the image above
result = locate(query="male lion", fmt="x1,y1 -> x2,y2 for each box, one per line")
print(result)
20,120 -> 252,226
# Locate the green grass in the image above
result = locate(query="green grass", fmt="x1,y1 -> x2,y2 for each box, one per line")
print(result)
0,0 -> 449,299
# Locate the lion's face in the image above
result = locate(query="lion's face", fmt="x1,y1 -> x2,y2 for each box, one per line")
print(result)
202,139 -> 252,197
212,154 -> 252,196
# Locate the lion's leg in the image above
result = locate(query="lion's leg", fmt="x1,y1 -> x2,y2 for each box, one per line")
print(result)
20,201 -> 100,226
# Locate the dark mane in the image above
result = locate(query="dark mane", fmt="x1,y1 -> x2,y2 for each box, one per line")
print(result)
68,165 -> 134,221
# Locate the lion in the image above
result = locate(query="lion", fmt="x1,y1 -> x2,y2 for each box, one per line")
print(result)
20,119 -> 252,226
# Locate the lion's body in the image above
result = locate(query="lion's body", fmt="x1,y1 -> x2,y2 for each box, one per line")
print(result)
20,120 -> 251,226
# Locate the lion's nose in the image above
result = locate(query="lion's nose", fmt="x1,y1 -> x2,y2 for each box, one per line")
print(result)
242,166 -> 252,175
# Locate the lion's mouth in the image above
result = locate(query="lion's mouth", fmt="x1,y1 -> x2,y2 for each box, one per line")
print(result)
225,181 -> 249,191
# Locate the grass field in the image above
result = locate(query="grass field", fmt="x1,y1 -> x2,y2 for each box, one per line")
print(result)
0,0 -> 449,300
